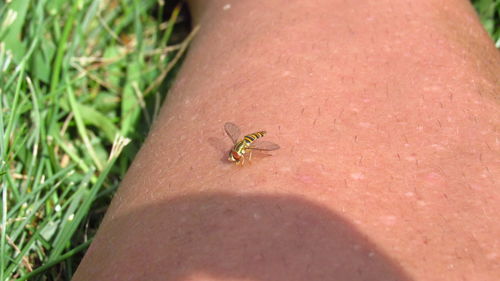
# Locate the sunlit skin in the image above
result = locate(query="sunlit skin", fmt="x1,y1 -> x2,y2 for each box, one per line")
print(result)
72,0 -> 500,280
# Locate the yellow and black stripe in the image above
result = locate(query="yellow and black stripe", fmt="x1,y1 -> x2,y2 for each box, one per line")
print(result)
243,131 -> 266,146
229,130 -> 270,164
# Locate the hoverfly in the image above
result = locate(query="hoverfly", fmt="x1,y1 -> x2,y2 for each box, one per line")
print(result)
224,122 -> 280,165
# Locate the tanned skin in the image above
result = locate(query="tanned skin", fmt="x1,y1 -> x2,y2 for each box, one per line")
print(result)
73,0 -> 500,280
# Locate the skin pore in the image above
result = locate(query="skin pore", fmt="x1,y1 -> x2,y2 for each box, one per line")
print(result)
73,0 -> 500,280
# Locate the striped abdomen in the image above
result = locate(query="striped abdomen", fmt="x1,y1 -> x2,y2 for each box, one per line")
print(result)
242,131 -> 266,147
229,131 -> 266,163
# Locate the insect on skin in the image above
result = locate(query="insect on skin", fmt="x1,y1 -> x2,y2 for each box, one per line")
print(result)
224,122 -> 280,165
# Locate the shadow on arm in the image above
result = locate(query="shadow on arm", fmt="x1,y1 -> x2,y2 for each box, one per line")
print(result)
75,192 -> 413,281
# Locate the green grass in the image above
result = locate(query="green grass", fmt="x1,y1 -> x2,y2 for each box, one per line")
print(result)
0,0 -> 498,280
474,0 -> 500,47
0,0 -> 192,280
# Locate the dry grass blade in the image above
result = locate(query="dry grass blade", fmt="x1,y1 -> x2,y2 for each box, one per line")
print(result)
144,25 -> 200,96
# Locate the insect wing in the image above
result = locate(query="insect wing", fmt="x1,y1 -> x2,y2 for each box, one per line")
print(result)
224,122 -> 241,144
248,141 -> 280,151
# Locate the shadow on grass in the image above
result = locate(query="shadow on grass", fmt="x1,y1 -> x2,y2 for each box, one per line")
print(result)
74,192 -> 413,281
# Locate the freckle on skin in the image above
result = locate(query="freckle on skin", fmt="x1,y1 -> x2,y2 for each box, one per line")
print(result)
297,174 -> 315,184
405,156 -> 416,162
430,144 -> 446,151
486,252 -> 498,260
417,200 -> 427,207
380,215 -> 397,226
359,122 -> 372,128
404,192 -> 415,197
423,172 -> 444,185
350,172 -> 365,180
279,166 -> 292,173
